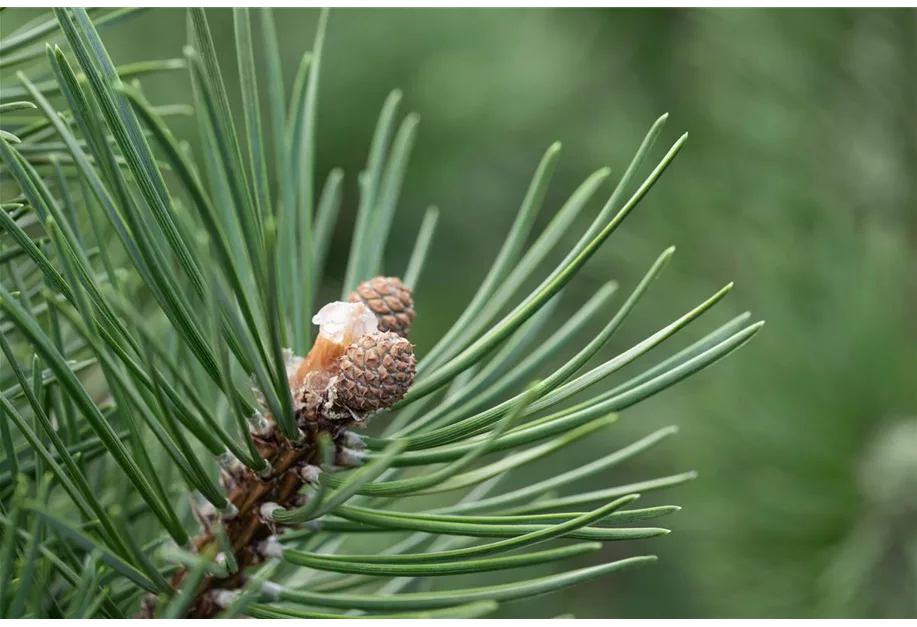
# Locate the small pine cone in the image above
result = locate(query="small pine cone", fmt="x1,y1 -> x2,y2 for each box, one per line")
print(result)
333,332 -> 416,414
347,276 -> 415,338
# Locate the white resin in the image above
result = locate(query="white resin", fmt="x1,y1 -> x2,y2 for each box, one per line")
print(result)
312,301 -> 378,343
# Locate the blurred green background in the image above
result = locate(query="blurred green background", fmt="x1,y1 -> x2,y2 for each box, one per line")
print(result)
3,7 -> 916,619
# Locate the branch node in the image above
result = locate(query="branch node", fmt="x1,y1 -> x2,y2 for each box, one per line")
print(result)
247,410 -> 273,436
259,580 -> 283,601
259,501 -> 282,521
220,502 -> 239,521
256,536 -> 284,559
335,447 -> 365,468
340,430 -> 365,450
297,464 -> 321,485
210,589 -> 240,609
255,459 -> 274,479
215,450 -> 239,471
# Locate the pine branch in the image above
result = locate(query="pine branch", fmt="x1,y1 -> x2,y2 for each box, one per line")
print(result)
0,7 -> 762,619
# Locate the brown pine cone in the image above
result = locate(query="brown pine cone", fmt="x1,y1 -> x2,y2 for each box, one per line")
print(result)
333,332 -> 416,415
347,276 -> 415,338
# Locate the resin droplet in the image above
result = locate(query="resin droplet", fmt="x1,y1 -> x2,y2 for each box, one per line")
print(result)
293,302 -> 379,387
312,301 -> 378,344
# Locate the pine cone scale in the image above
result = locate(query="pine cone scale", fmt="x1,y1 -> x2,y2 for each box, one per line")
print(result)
347,276 -> 416,338
332,331 -> 416,414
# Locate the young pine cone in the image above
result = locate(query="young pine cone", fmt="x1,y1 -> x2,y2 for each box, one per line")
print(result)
347,276 -> 415,338
333,331 -> 416,414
